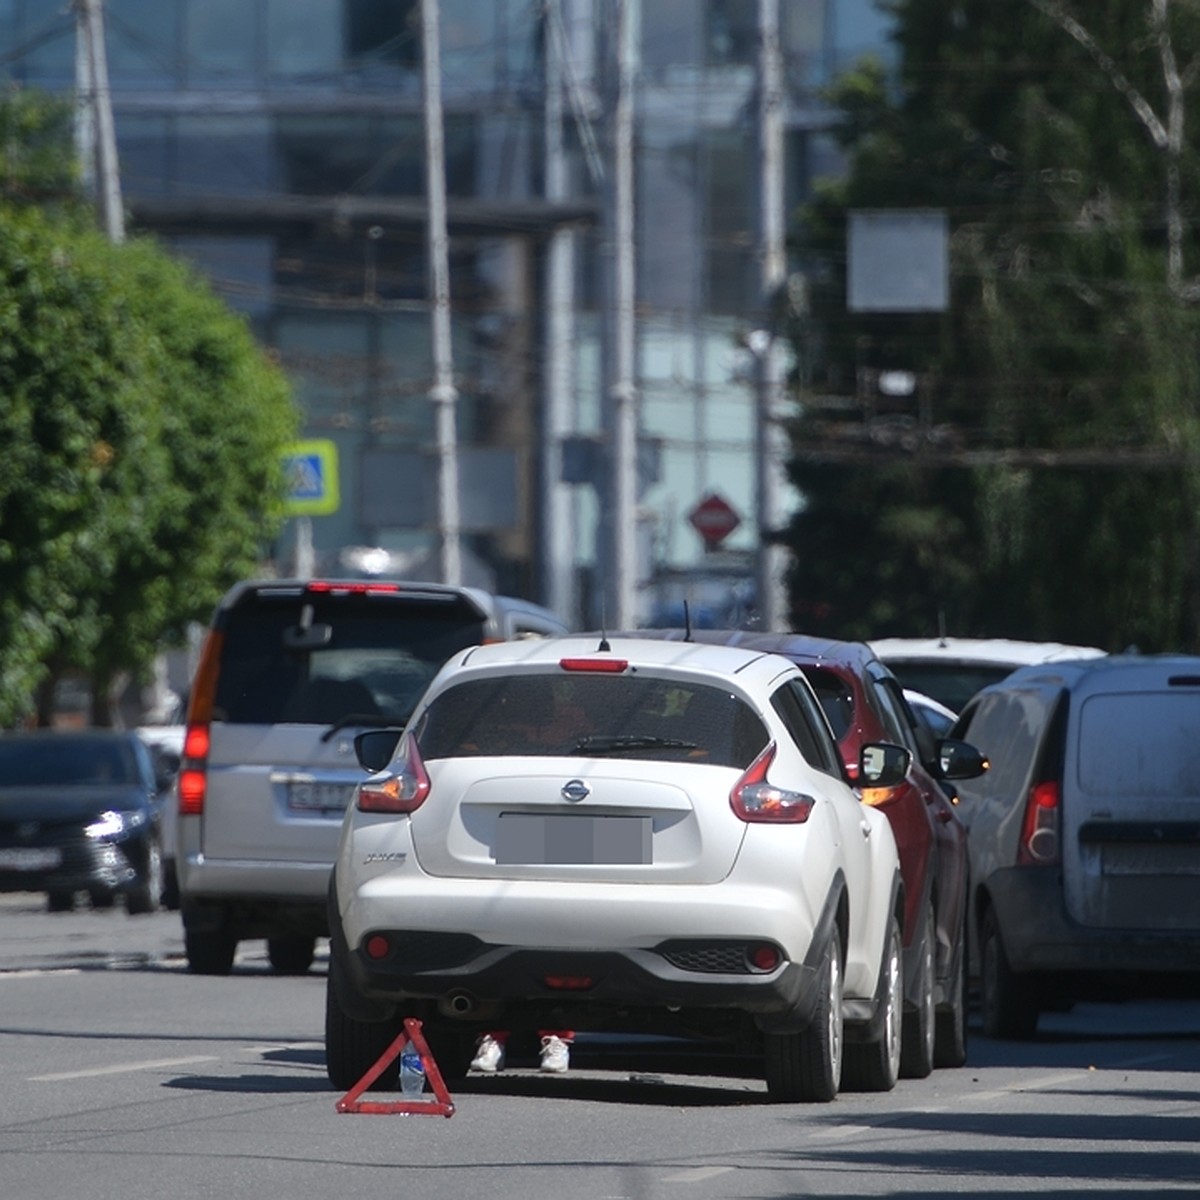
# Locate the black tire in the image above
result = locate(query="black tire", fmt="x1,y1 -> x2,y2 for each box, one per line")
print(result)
325,972 -> 402,1091
934,918 -> 969,1068
267,935 -> 316,974
843,916 -> 902,1093
764,935 -> 843,1103
980,907 -> 1039,1039
126,835 -> 163,915
900,903 -> 936,1079
47,890 -> 75,913
89,890 -> 117,910
160,859 -> 181,911
185,927 -> 237,975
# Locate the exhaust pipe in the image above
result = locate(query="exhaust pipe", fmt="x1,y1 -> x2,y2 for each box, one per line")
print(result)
440,990 -> 478,1016
437,990 -> 503,1021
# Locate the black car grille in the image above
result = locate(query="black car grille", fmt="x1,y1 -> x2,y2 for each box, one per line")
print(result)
657,940 -> 761,975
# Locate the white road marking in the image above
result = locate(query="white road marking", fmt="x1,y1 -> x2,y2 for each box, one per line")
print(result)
30,1056 -> 218,1082
0,968 -> 82,979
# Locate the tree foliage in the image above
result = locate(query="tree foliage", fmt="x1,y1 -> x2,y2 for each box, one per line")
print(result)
783,0 -> 1200,653
0,184 -> 296,725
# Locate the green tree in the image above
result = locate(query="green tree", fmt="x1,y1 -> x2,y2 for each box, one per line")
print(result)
784,0 -> 1200,653
0,202 -> 296,726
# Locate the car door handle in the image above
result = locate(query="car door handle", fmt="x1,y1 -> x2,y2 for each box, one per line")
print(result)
860,820 -> 871,838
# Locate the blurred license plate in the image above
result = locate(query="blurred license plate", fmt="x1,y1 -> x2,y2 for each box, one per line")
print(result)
495,814 -> 651,865
0,847 -> 62,871
287,781 -> 357,813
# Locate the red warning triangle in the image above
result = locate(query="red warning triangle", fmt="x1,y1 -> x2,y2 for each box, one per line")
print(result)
336,1017 -> 456,1117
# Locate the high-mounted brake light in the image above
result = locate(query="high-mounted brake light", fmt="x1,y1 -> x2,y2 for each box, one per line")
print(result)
1017,779 -> 1060,865
730,743 -> 816,823
306,580 -> 401,595
358,735 -> 431,814
559,657 -> 629,673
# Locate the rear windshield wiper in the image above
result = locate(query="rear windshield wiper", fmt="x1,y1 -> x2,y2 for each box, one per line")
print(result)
321,714 -> 407,743
568,734 -> 699,755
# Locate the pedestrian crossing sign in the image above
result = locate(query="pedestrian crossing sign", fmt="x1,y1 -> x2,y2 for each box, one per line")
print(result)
283,439 -> 339,515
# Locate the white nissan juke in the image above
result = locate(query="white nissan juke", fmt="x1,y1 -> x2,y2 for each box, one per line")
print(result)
326,636 -> 908,1102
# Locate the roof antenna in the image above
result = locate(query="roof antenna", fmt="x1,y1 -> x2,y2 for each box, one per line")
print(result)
683,599 -> 694,642
598,601 -> 610,653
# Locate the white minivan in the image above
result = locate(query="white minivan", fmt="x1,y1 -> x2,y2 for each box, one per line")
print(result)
951,655 -> 1200,1037
175,578 -> 568,975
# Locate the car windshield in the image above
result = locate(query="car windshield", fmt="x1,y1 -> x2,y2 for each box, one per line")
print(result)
0,738 -> 137,787
413,673 -> 769,769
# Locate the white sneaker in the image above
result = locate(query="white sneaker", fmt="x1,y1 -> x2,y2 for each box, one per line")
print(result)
539,1035 -> 570,1074
470,1035 -> 505,1073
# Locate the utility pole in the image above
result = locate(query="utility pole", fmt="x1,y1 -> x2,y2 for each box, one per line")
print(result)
754,0 -> 788,630
420,0 -> 462,587
540,0 -> 578,624
601,0 -> 638,630
74,0 -> 124,244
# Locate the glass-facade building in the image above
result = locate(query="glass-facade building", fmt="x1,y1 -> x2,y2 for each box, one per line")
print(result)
0,0 -> 892,626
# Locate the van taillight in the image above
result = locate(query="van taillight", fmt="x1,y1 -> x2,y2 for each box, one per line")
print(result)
178,721 -> 210,817
1018,780 -> 1060,865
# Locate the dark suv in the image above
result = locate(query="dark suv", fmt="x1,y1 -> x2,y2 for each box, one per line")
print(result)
176,578 -> 567,975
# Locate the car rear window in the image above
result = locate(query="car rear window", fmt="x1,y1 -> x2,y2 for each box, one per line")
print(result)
213,593 -> 487,725
413,673 -> 769,769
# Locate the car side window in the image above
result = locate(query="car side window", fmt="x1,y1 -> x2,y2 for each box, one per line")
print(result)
771,680 -> 845,780
872,672 -> 936,762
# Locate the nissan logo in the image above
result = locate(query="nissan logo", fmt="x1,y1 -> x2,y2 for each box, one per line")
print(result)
561,779 -> 590,802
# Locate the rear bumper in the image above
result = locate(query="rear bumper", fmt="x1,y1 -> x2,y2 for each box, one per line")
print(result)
982,867 -> 1200,974
330,875 -> 842,1036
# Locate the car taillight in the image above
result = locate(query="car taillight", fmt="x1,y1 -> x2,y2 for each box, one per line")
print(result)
358,735 -> 430,814
730,743 -> 816,823
1018,779 -> 1060,865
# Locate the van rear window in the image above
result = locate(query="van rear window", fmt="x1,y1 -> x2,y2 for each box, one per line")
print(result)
213,594 -> 486,725
1077,692 -> 1200,798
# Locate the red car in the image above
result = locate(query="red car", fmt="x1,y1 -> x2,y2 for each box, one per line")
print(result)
630,629 -> 987,1076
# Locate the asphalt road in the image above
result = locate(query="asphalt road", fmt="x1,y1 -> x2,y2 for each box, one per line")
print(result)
2,894 -> 1199,1199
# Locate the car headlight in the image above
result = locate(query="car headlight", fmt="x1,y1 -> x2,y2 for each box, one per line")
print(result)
85,810 -> 146,840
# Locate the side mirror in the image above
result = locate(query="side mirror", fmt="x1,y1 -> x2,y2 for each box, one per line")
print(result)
858,742 -> 911,789
355,728 -> 403,773
937,738 -> 989,781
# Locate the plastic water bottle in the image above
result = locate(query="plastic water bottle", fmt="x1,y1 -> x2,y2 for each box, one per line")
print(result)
399,1047 -> 425,1098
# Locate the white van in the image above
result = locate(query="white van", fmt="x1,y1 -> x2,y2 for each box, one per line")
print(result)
175,578 -> 568,974
951,655 -> 1200,1037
